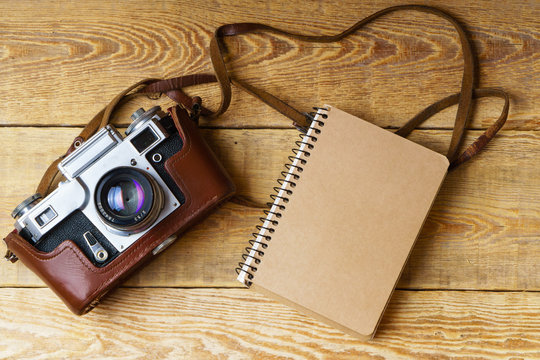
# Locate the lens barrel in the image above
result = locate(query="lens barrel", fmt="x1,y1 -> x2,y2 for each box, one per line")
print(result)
95,167 -> 164,234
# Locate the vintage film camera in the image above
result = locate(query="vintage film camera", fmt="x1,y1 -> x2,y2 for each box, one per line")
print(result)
5,105 -> 235,314
13,107 -> 187,264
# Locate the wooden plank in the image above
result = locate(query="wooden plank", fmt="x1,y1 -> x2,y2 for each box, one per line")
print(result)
0,0 -> 536,129
0,288 -> 538,359
1,1 -> 537,357
1,127 -> 539,290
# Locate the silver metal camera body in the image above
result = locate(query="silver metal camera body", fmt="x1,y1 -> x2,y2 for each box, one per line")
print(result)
13,106 -> 182,258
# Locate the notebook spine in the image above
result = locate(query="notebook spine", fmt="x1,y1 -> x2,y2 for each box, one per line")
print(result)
236,107 -> 328,286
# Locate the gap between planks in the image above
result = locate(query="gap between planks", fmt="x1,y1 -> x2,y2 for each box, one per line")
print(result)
1,286 -> 539,293
0,124 -> 520,130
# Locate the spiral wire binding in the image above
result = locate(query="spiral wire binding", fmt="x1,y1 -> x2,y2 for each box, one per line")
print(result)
236,107 -> 328,286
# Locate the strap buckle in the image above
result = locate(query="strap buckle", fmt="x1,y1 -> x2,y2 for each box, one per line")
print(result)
4,249 -> 18,263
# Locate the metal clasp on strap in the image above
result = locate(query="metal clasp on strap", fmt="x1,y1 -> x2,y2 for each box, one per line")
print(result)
4,249 -> 18,263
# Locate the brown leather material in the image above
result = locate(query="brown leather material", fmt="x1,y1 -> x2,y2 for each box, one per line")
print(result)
140,74 -> 218,116
4,106 -> 236,314
394,88 -> 510,168
35,156 -> 64,198
230,78 -> 308,130
210,4 -> 477,161
139,5 -> 509,168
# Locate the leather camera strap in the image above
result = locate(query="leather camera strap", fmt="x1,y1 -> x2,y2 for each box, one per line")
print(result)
36,4 -> 509,197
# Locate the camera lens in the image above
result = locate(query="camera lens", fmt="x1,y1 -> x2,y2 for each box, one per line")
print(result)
95,167 -> 164,234
106,179 -> 145,217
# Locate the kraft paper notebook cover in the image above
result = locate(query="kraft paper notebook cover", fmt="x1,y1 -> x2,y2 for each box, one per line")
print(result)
236,105 -> 449,339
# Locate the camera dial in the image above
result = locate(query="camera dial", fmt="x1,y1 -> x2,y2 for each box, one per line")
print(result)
11,193 -> 42,219
126,106 -> 161,136
95,167 -> 164,235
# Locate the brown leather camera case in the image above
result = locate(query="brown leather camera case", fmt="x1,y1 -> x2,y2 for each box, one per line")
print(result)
3,105 -> 236,314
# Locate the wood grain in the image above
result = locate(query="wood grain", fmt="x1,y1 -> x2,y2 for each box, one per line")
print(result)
0,1 -> 538,357
0,0 -> 537,129
0,288 -> 539,359
1,127 -> 539,291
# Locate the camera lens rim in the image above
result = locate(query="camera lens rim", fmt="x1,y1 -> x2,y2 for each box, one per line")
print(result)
95,167 -> 164,235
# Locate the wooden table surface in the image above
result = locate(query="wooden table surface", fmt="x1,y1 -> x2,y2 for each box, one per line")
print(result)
1,0 -> 538,358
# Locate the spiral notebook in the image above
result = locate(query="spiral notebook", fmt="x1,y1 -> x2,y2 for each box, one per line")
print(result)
236,105 -> 449,339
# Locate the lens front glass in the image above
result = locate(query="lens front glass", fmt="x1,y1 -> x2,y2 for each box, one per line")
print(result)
106,179 -> 145,216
